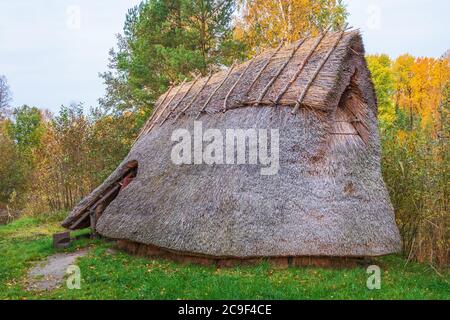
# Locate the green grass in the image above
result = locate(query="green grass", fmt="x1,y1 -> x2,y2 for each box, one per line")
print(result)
0,216 -> 448,300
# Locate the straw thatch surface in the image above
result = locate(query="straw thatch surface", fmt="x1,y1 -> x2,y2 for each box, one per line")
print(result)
63,30 -> 401,258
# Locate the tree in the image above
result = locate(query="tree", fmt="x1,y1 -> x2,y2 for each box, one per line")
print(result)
100,0 -> 239,129
0,121 -> 26,204
392,54 -> 414,129
8,105 -> 44,154
366,54 -> 396,127
0,75 -> 11,119
234,0 -> 348,56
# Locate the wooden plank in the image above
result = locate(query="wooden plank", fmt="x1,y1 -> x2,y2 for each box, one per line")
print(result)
292,25 -> 349,114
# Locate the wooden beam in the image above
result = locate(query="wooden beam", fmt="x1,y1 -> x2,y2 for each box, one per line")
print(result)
70,210 -> 91,230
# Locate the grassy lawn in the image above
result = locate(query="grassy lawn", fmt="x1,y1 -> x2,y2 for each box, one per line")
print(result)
0,215 -> 448,300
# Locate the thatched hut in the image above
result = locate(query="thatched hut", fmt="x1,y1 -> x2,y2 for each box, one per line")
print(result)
62,29 -> 401,266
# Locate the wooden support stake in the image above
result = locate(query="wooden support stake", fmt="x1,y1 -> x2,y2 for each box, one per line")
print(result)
196,63 -> 236,119
133,84 -> 174,145
292,25 -> 349,114
161,75 -> 200,125
70,210 -> 91,230
156,78 -> 187,126
254,37 -> 308,107
144,78 -> 186,133
274,28 -> 330,106
223,59 -> 255,112
241,41 -> 285,102
175,72 -> 213,121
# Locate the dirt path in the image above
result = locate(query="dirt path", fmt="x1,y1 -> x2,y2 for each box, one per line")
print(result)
27,248 -> 90,291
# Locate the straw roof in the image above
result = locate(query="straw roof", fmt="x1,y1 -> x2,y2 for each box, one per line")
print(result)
62,30 -> 401,258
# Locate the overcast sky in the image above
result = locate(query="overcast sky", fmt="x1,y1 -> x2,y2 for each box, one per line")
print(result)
1,0 -> 449,113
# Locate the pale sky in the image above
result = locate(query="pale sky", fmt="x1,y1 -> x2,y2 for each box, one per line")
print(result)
0,0 -> 449,112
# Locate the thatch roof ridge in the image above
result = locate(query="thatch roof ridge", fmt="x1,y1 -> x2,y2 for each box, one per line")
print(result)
137,29 -> 363,138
